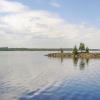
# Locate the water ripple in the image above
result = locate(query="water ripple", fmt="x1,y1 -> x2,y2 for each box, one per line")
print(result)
0,52 -> 100,100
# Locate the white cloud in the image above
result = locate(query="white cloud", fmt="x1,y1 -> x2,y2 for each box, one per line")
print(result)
0,0 -> 28,13
0,0 -> 100,48
50,2 -> 61,8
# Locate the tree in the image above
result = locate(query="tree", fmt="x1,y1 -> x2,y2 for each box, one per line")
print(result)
79,43 -> 85,53
73,45 -> 78,56
60,48 -> 63,54
86,47 -> 89,53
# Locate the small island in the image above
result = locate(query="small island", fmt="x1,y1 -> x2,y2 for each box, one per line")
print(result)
46,43 -> 100,59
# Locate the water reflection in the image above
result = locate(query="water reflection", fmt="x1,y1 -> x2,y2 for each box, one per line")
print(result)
73,57 -> 90,70
1,52 -> 100,100
61,56 -> 64,63
73,57 -> 78,66
48,56 -> 90,70
86,58 -> 89,65
79,59 -> 86,70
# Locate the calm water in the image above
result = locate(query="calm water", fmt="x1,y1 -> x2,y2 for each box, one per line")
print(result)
0,51 -> 100,100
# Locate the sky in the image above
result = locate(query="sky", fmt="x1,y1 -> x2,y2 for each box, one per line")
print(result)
0,0 -> 100,48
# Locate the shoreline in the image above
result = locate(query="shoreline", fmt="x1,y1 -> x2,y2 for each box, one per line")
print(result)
46,52 -> 100,59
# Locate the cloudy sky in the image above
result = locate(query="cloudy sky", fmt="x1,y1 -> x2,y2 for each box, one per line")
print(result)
0,0 -> 100,48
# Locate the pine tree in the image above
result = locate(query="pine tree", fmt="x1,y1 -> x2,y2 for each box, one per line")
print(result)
73,45 -> 78,55
86,47 -> 89,53
79,43 -> 85,52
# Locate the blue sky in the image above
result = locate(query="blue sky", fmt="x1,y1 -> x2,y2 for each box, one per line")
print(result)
14,0 -> 100,26
0,0 -> 100,48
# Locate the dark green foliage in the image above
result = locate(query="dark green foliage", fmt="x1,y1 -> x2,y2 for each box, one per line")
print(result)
60,48 -> 63,53
79,43 -> 85,52
86,47 -> 89,53
73,43 -> 90,56
73,45 -> 78,55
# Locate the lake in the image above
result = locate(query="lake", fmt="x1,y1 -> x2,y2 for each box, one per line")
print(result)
0,51 -> 100,100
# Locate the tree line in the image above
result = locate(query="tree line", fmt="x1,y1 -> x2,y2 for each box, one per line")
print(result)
73,43 -> 89,55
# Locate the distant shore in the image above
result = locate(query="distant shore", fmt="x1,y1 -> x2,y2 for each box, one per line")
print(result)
46,52 -> 100,59
0,47 -> 100,51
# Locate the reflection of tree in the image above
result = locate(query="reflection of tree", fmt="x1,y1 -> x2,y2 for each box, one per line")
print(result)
73,57 -> 78,66
73,58 -> 90,70
79,59 -> 85,70
86,58 -> 89,65
61,56 -> 64,63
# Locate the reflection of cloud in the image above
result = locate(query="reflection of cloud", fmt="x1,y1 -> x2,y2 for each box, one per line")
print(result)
0,52 -> 77,100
